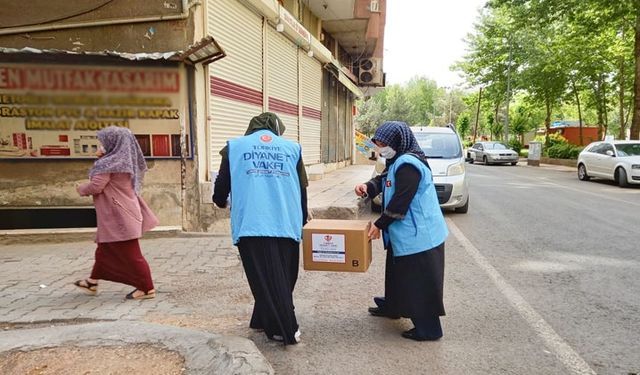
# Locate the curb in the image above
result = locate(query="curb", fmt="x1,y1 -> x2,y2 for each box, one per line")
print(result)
0,321 -> 273,375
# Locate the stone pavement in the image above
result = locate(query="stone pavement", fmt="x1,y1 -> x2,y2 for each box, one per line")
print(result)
0,164 -> 375,374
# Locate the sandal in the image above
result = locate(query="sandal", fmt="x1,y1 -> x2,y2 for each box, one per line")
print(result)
73,279 -> 98,295
125,289 -> 156,300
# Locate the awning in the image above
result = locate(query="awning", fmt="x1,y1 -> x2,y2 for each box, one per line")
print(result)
325,61 -> 363,98
0,35 -> 225,65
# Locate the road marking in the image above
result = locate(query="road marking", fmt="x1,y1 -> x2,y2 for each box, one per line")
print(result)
472,167 -> 640,208
446,217 -> 596,375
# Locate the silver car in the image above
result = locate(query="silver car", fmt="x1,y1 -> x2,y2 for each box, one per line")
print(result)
577,140 -> 640,187
371,125 -> 469,213
467,141 -> 519,165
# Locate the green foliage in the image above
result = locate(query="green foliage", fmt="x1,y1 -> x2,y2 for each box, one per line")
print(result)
463,140 -> 473,148
457,114 -> 471,139
508,138 -> 523,154
546,143 -> 583,159
534,132 -> 567,147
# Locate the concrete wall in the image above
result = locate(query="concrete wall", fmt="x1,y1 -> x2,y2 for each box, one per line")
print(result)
0,160 -> 182,226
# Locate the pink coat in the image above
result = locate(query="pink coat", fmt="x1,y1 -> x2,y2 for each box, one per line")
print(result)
77,173 -> 159,243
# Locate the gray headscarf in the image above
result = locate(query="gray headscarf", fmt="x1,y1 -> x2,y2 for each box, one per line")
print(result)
89,126 -> 147,194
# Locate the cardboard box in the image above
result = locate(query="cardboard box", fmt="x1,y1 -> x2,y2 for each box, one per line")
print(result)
303,219 -> 372,272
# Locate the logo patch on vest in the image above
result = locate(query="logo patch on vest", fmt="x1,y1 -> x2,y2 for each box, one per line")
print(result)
385,180 -> 392,187
260,134 -> 273,143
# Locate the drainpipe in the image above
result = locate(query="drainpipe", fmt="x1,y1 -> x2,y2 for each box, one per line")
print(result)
0,0 -> 190,36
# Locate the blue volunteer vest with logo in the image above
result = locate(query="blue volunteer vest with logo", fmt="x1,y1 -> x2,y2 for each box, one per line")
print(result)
382,154 -> 448,256
228,129 -> 303,245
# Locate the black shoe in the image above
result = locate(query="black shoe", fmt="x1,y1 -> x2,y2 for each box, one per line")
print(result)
401,328 -> 441,342
368,306 -> 401,319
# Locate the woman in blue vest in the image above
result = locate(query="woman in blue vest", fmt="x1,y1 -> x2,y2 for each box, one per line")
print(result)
212,112 -> 309,345
355,121 -> 448,341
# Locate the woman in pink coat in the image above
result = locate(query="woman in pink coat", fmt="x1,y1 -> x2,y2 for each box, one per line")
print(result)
74,126 -> 159,300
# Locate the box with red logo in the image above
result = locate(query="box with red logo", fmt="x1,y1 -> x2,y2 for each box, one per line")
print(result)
302,219 -> 372,272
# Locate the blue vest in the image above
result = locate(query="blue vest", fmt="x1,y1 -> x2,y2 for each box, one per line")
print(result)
228,129 -> 303,244
382,154 -> 448,256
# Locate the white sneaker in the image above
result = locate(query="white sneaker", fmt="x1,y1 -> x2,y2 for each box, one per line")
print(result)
272,330 -> 301,342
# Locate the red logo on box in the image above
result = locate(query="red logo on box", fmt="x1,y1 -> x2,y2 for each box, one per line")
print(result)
324,235 -> 332,242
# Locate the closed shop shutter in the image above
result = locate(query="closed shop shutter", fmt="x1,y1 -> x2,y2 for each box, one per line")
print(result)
207,0 -> 263,171
266,26 -> 299,143
299,50 -> 322,164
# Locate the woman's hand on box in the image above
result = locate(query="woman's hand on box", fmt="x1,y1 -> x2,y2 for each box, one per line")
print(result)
368,223 -> 380,240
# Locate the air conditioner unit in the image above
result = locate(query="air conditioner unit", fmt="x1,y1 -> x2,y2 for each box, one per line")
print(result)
358,57 -> 384,86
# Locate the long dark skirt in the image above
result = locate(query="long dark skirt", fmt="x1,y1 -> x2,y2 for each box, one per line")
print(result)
237,237 -> 300,345
90,239 -> 154,292
385,242 -> 445,319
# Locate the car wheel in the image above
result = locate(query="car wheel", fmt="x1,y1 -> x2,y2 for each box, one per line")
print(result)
467,153 -> 474,164
454,197 -> 469,214
616,167 -> 629,188
577,164 -> 590,181
483,156 -> 490,165
371,200 -> 382,213
511,161 -> 517,166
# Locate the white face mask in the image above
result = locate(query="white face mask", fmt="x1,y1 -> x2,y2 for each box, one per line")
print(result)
378,146 -> 397,159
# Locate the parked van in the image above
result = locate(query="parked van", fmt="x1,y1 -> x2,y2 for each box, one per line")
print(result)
371,125 -> 469,213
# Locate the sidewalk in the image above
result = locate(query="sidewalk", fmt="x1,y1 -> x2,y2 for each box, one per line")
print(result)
0,164 -> 374,374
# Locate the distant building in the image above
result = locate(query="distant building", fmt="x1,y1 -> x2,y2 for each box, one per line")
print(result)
548,121 -> 599,146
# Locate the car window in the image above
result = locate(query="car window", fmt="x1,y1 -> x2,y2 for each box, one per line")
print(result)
615,143 -> 640,156
598,144 -> 614,155
485,143 -> 508,150
413,132 -> 462,159
587,143 -> 603,153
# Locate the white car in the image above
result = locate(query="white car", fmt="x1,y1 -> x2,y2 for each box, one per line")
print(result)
577,140 -> 640,187
371,125 -> 469,213
467,141 -> 519,165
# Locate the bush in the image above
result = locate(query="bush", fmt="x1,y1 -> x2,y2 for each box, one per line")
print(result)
463,140 -> 473,148
534,133 -> 567,148
508,139 -> 523,154
546,143 -> 583,159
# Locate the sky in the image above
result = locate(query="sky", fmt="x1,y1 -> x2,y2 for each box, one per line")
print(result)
383,0 -> 487,88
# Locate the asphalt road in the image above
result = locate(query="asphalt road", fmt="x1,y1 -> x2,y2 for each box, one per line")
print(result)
256,162 -> 639,375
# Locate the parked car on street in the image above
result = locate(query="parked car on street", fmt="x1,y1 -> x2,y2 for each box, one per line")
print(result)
467,141 -> 519,165
577,140 -> 640,187
371,125 -> 469,213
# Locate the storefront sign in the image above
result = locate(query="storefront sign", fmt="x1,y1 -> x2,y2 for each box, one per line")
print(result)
279,7 -> 311,45
0,63 -> 188,159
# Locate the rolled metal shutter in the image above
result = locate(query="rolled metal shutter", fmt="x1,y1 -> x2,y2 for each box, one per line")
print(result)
207,0 -> 263,171
266,26 -> 299,142
299,50 -> 322,164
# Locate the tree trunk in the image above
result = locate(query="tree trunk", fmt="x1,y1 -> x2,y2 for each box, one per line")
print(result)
473,87 -> 482,143
603,77 -> 609,137
593,77 -> 605,140
572,79 -> 584,145
544,96 -> 552,148
630,12 -> 640,140
619,53 -> 627,140
493,102 -> 500,141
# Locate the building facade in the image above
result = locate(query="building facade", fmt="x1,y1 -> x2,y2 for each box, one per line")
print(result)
0,0 -> 386,231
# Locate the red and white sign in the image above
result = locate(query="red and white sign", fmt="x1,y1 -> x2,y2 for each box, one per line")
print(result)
0,62 -> 188,159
